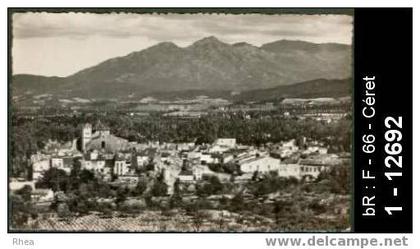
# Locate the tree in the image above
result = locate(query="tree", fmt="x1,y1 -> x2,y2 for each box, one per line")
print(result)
69,160 -> 82,190
273,200 -> 293,226
230,193 -> 244,212
169,179 -> 183,208
36,168 -> 69,192
10,195 -> 29,228
132,180 -> 148,196
57,203 -> 71,218
15,185 -> 33,202
252,171 -> 259,181
10,193 -> 37,229
316,164 -> 350,194
208,176 -> 223,193
116,187 -> 129,207
151,181 -> 168,197
97,182 -> 113,198
196,175 -> 223,196
79,169 -> 95,184
169,194 -> 183,209
145,158 -> 155,171
173,179 -> 181,195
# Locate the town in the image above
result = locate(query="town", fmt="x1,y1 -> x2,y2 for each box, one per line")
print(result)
10,102 -> 351,231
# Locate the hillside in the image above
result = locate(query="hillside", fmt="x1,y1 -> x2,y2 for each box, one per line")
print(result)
233,78 -> 352,102
11,37 -> 351,100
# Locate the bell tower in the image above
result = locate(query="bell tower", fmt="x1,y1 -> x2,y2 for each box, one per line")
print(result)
81,123 -> 92,152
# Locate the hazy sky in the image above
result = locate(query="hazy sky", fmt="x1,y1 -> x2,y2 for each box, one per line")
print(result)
12,13 -> 353,77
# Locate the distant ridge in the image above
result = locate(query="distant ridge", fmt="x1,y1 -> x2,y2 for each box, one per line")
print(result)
12,37 -> 351,99
234,78 -> 351,102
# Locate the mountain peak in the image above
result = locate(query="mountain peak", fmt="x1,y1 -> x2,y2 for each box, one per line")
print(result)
198,36 -> 220,42
190,36 -> 226,48
150,41 -> 179,49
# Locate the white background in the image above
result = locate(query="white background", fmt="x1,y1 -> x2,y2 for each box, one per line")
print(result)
0,0 -> 417,248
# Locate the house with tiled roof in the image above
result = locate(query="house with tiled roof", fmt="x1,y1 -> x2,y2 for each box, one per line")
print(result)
80,150 -> 110,177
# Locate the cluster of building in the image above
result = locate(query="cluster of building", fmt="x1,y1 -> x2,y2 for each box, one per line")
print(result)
10,121 -> 349,202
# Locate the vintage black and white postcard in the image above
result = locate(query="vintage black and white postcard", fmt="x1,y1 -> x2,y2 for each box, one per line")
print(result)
7,7 -> 412,240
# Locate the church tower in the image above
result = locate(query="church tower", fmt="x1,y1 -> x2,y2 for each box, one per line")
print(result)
81,123 -> 92,152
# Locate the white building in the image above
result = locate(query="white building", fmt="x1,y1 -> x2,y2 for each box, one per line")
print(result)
275,139 -> 299,158
31,189 -> 54,203
277,164 -> 301,178
50,156 -> 72,173
298,164 -> 326,179
209,138 -> 237,153
221,154 -> 234,164
114,159 -> 131,176
187,151 -> 201,160
215,138 -> 236,148
192,165 -> 214,181
239,156 -> 281,173
178,171 -> 194,183
304,146 -> 328,155
277,163 -> 327,180
51,157 -> 63,168
82,159 -> 106,172
208,145 -> 230,153
199,153 -> 218,164
9,180 -> 35,191
117,175 -> 139,185
136,155 -> 149,167
32,159 -> 50,181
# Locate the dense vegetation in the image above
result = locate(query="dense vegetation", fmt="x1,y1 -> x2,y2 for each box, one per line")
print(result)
11,162 -> 350,231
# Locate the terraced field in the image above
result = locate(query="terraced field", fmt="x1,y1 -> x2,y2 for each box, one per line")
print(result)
17,210 -> 273,232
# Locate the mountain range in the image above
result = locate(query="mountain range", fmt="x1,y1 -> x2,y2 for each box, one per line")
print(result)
12,36 -> 351,100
